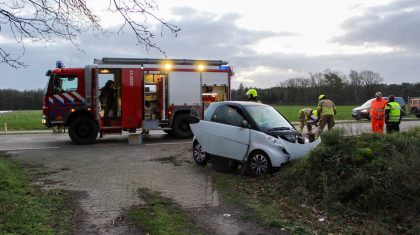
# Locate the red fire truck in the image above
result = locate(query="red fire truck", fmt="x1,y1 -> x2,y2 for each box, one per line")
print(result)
42,58 -> 233,144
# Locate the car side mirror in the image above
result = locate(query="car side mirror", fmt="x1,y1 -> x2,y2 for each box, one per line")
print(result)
189,110 -> 200,124
240,120 -> 250,128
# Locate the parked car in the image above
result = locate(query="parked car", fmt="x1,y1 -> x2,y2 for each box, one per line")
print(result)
190,101 -> 320,176
352,97 -> 406,120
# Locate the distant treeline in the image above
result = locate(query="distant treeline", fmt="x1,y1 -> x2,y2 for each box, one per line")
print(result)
0,89 -> 45,110
232,69 -> 420,105
1,69 -> 420,110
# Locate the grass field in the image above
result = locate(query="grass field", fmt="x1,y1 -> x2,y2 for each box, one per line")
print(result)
272,105 -> 356,121
0,110 -> 44,130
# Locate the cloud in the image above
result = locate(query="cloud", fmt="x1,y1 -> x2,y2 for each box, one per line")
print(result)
150,7 -> 299,58
333,0 -> 420,50
1,5 -> 420,91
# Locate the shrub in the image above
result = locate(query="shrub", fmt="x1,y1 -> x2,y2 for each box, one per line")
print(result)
288,128 -> 420,233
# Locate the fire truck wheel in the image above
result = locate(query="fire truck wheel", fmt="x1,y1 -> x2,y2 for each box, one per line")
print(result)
172,113 -> 193,139
69,116 -> 98,144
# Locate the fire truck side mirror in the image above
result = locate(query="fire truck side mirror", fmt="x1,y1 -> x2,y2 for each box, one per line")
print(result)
46,70 -> 52,76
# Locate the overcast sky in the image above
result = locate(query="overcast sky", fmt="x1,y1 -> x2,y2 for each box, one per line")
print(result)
1,0 -> 420,90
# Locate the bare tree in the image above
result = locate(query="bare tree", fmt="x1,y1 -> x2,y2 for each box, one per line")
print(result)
359,70 -> 384,98
349,70 -> 362,103
0,0 -> 180,68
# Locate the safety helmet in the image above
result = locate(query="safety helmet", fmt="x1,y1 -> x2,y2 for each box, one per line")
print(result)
310,110 -> 318,120
318,94 -> 326,100
246,89 -> 258,98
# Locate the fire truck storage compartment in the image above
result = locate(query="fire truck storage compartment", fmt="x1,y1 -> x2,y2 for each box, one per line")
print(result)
168,72 -> 201,106
201,72 -> 229,110
144,72 -> 168,121
202,72 -> 228,100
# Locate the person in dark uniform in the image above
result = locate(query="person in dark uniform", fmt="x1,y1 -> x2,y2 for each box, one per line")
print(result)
100,80 -> 117,126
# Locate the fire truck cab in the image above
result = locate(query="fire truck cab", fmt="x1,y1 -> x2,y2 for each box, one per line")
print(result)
43,58 -> 233,144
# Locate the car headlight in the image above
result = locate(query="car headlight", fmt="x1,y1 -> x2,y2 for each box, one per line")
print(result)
361,109 -> 368,113
266,136 -> 284,147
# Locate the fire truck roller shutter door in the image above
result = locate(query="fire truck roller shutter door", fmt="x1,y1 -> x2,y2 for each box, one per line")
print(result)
168,72 -> 201,105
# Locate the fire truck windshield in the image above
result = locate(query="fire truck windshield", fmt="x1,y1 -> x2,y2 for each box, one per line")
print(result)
51,75 -> 79,94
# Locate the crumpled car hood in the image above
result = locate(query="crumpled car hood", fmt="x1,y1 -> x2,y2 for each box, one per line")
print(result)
279,137 -> 321,160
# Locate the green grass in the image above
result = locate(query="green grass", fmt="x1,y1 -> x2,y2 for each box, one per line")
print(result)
0,110 -> 44,130
0,156 -> 73,234
128,188 -> 204,235
213,127 -> 420,234
272,105 -> 356,121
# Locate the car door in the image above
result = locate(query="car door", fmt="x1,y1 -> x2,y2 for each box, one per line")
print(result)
190,104 -> 250,161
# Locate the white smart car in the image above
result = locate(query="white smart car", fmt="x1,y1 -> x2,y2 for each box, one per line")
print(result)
190,101 -> 320,176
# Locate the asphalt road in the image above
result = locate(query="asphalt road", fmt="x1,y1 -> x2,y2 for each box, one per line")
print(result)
0,131 -> 190,151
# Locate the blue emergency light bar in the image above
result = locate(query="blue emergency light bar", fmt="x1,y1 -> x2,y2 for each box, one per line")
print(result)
56,60 -> 65,68
219,65 -> 230,70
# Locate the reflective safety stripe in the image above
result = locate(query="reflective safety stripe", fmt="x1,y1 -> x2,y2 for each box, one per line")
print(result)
371,99 -> 387,120
318,99 -> 335,116
386,102 -> 401,122
322,107 -> 334,115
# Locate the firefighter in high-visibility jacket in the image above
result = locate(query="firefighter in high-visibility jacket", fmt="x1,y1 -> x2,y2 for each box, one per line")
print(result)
370,91 -> 388,133
246,89 -> 262,103
298,108 -> 318,133
385,95 -> 401,133
316,94 -> 336,137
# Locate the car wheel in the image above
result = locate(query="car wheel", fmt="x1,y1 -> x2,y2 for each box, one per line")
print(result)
246,151 -> 271,176
193,140 -> 208,166
355,115 -> 362,121
367,116 -> 371,121
68,116 -> 98,145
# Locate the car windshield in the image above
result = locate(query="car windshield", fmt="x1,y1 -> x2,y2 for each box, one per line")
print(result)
361,98 -> 374,107
245,105 -> 294,131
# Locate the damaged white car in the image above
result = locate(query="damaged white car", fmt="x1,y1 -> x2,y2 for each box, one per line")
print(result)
190,101 -> 320,176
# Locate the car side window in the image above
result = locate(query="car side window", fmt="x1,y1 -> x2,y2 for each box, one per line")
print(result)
204,103 -> 220,121
211,105 -> 244,127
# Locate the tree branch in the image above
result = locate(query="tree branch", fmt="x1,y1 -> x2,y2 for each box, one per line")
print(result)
0,0 -> 180,67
